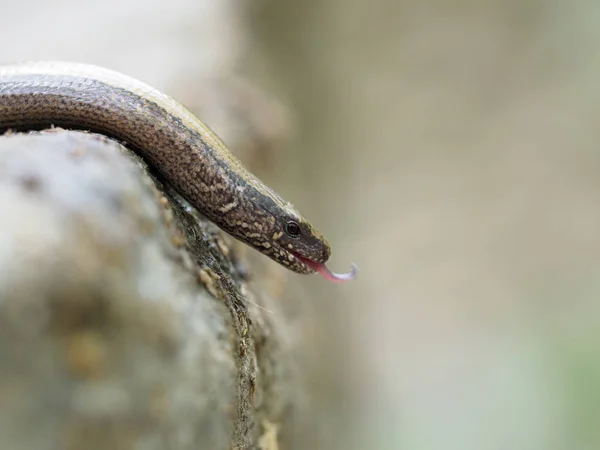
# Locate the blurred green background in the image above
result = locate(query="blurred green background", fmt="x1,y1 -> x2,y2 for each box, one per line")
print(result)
251,2 -> 600,449
2,0 -> 600,449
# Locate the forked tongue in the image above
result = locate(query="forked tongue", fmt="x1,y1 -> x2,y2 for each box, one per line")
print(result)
297,255 -> 358,282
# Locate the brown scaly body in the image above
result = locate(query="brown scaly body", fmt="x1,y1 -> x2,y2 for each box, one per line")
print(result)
0,62 -> 356,280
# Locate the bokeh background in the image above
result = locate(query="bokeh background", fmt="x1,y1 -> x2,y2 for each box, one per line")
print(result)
2,1 -> 600,449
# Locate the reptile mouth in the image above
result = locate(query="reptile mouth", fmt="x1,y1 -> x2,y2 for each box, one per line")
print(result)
292,253 -> 357,282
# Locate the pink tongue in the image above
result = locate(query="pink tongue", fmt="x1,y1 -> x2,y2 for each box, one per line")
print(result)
297,256 -> 358,282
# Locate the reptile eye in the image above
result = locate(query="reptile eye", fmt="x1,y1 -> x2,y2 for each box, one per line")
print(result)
285,221 -> 301,238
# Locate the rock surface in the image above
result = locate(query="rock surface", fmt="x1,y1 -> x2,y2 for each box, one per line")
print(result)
0,130 -> 296,450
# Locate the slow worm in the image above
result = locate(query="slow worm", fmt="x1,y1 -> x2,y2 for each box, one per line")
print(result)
0,62 -> 356,282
